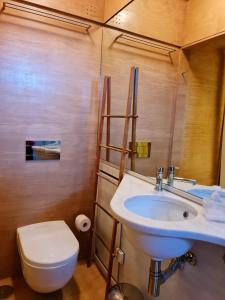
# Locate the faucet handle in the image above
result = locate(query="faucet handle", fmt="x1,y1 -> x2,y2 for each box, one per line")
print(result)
155,167 -> 164,191
168,165 -> 175,173
167,165 -> 176,186
168,165 -> 179,172
156,167 -> 164,175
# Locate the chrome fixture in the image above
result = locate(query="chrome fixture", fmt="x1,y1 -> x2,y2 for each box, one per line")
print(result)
1,1 -> 92,32
148,251 -> 197,297
155,167 -> 164,191
167,165 -> 175,186
148,260 -> 161,297
173,177 -> 197,185
167,165 -> 197,186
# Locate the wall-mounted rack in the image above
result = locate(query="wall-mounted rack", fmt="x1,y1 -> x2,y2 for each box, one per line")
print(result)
88,67 -> 139,299
112,33 -> 177,55
1,0 -> 91,31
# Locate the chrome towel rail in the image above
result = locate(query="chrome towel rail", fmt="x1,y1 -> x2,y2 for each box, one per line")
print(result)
112,33 -> 177,54
1,0 -> 91,31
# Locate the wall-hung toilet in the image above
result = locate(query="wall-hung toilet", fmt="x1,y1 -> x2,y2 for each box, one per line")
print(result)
17,220 -> 79,293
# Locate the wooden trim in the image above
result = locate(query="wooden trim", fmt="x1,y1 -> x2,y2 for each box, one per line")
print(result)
167,49 -> 183,167
106,77 -> 111,161
88,77 -> 108,267
118,67 -> 135,182
94,202 -> 117,220
97,172 -> 119,186
102,114 -> 138,118
217,52 -> 225,185
100,144 -> 131,153
130,67 -> 138,171
182,31 -> 225,50
105,219 -> 119,299
93,229 -> 110,252
103,0 -> 134,24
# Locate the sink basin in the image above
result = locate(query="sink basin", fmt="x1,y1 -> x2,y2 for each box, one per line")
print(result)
125,195 -> 197,222
120,194 -> 197,259
111,174 -> 225,260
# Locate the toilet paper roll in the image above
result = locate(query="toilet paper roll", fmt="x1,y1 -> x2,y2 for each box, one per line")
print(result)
75,214 -> 91,232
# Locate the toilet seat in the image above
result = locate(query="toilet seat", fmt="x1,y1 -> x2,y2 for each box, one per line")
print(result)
17,221 -> 79,268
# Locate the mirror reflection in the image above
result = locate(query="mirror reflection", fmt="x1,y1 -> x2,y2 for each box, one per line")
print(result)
102,3 -> 225,200
169,36 -> 225,198
26,141 -> 61,161
100,26 -> 179,176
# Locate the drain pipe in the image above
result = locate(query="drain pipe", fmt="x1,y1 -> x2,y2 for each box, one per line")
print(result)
148,260 -> 162,297
148,251 -> 197,297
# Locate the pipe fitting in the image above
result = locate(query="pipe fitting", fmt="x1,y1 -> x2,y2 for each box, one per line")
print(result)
148,251 -> 197,297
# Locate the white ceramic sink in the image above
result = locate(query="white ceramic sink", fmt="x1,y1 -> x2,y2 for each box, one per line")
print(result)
121,194 -> 197,259
110,174 -> 225,260
124,195 -> 197,222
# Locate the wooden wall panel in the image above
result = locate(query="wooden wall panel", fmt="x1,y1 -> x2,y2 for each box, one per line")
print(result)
0,10 -> 102,277
0,0 -> 105,22
107,0 -> 187,46
101,27 -> 179,176
104,0 -> 133,22
172,43 -> 225,185
183,0 -> 225,46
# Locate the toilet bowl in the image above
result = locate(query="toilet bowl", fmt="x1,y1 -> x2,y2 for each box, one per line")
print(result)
17,220 -> 79,293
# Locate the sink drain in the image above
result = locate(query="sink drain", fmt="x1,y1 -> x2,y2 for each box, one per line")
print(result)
183,211 -> 189,218
0,285 -> 14,299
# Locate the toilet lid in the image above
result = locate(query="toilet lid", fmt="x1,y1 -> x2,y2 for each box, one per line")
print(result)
17,221 -> 79,268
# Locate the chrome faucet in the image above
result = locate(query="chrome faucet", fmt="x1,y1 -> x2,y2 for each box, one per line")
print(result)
155,167 -> 164,191
167,165 -> 197,186
167,165 -> 175,186
173,177 -> 197,185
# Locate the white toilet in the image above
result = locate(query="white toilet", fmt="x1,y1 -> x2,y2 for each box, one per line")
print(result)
17,220 -> 79,293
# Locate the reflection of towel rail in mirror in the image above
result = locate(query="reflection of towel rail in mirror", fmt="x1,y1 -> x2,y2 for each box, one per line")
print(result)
1,0 -> 92,31
111,33 -> 177,55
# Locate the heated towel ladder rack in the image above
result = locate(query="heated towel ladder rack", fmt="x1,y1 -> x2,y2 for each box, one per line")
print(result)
88,66 -> 139,299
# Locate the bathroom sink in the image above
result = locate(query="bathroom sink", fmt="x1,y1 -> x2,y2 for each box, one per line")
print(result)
115,194 -> 197,259
124,195 -> 197,222
110,174 -> 225,260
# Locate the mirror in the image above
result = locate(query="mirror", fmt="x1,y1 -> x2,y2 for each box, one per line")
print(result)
100,2 -> 225,200
26,141 -> 61,161
105,0 -> 186,47
100,25 -> 179,176
168,37 -> 225,198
